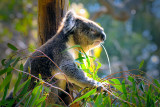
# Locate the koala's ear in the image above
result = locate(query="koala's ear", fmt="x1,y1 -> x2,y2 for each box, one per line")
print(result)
63,11 -> 76,34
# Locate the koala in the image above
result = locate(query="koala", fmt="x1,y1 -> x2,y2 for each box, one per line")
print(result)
23,11 -> 106,106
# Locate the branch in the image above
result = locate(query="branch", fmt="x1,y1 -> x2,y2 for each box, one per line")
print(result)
94,0 -> 142,21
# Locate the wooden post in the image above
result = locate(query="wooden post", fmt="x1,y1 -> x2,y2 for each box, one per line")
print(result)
38,0 -> 69,46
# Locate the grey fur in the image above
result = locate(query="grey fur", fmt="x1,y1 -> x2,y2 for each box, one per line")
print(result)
24,11 -> 106,106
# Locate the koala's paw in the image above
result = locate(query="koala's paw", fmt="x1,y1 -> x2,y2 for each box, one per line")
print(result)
95,82 -> 104,92
96,82 -> 111,92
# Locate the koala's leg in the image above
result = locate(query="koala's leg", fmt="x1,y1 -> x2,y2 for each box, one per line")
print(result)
57,61 -> 98,89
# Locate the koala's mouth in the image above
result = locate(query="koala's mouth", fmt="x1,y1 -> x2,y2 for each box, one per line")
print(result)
93,40 -> 103,46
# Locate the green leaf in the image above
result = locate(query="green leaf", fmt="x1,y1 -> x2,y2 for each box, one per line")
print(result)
20,64 -> 24,71
78,53 -> 86,70
2,72 -> 12,101
122,79 -> 127,100
30,85 -> 43,106
16,78 -> 30,94
146,85 -> 155,107
39,74 -> 42,79
131,94 -> 136,105
0,73 -> 12,92
3,99 -> 15,107
110,79 -> 123,92
94,93 -> 103,107
15,91 -> 32,106
1,59 -> 6,66
103,96 -> 111,107
12,57 -> 20,67
35,96 -> 47,106
13,72 -> 22,96
139,60 -> 144,69
70,88 -> 97,106
0,67 -> 13,76
7,43 -> 18,51
42,101 -> 46,107
96,61 -> 102,70
5,58 -> 15,68
153,79 -> 160,88
128,76 -> 134,82
135,89 -> 142,107
128,76 -> 136,92
25,94 -> 32,107
75,57 -> 86,61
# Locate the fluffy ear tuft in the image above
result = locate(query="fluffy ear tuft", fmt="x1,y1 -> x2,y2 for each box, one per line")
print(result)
65,10 -> 75,20
63,10 -> 76,34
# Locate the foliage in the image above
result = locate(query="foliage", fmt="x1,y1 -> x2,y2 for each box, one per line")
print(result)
0,44 -> 50,107
0,44 -> 160,107
70,47 -> 160,107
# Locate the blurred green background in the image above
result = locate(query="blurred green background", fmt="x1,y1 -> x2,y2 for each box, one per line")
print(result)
0,0 -> 159,80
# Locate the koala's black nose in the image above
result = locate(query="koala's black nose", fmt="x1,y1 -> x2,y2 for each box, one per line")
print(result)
101,31 -> 106,41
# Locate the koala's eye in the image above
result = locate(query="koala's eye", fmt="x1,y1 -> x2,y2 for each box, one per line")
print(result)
90,29 -> 96,34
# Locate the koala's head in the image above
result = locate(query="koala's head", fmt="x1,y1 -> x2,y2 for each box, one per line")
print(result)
62,11 -> 106,52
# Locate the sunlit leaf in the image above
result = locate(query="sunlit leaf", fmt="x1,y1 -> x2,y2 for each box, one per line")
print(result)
30,85 -> 43,106
139,60 -> 144,69
28,43 -> 36,52
96,61 -> 102,70
110,79 -> 123,92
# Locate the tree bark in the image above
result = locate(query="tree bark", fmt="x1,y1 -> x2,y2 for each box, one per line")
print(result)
38,0 -> 69,46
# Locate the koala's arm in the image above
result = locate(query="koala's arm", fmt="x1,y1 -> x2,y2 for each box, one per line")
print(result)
58,61 -> 100,88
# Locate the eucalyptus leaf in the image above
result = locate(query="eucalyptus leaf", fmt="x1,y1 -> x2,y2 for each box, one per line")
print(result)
7,43 -> 18,51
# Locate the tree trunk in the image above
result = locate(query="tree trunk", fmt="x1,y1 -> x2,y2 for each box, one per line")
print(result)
38,0 -> 69,46
38,0 -> 76,106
